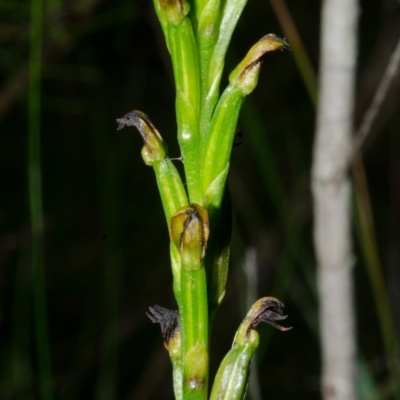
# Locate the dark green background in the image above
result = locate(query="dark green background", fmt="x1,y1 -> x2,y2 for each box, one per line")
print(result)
1,0 -> 400,399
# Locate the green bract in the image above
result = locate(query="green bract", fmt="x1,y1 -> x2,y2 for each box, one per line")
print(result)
117,1 -> 291,399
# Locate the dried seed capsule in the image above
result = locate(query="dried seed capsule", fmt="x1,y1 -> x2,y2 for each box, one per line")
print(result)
170,204 -> 210,269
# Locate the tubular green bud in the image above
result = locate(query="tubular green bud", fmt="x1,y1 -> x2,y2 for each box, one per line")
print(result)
209,343 -> 253,400
158,0 -> 190,25
229,34 -> 290,95
170,204 -> 210,269
116,110 -> 167,166
184,341 -> 209,391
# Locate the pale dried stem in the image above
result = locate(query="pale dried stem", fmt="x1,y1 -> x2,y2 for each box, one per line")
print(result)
312,0 -> 358,399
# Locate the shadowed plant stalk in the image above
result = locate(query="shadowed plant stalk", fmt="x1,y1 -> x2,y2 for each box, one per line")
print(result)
117,0 -> 291,398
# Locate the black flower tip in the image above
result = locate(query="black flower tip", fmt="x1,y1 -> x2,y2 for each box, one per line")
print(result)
116,110 -> 166,165
146,305 -> 180,344
262,34 -> 291,52
116,111 -> 139,131
248,297 -> 292,333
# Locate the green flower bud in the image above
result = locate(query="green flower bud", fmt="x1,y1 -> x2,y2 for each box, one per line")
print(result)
183,341 -> 208,391
229,34 -> 290,95
170,204 -> 210,269
157,0 -> 190,25
116,110 -> 167,166
209,344 -> 252,400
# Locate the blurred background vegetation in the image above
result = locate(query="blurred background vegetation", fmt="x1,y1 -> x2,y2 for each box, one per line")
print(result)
1,0 -> 400,399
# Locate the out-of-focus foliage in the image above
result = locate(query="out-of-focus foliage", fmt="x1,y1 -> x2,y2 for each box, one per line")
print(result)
1,0 -> 399,399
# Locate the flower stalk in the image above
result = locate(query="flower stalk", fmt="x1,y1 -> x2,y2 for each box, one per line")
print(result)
153,0 -> 202,203
118,1 -> 291,398
171,205 -> 210,399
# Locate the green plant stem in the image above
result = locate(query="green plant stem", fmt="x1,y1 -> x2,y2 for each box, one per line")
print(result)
196,0 -> 221,122
193,0 -> 210,18
149,3 -> 293,399
170,243 -> 183,305
172,359 -> 183,400
153,159 -> 188,303
170,208 -> 209,400
152,0 -> 202,202
167,20 -> 202,203
200,0 -> 249,137
180,266 -> 208,351
180,263 -> 209,400
202,84 -> 243,202
28,0 -> 53,399
153,160 -> 189,224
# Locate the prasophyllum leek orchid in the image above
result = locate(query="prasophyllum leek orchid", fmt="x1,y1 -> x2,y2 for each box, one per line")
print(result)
117,1 -> 291,399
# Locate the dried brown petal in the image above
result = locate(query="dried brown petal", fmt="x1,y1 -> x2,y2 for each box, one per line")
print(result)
247,297 -> 292,333
229,34 -> 290,95
147,305 -> 180,344
116,110 -> 166,165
